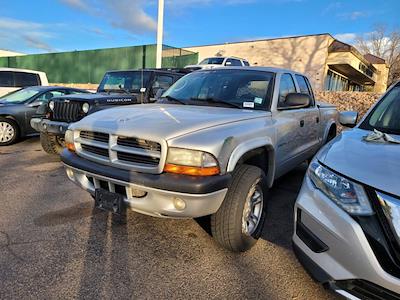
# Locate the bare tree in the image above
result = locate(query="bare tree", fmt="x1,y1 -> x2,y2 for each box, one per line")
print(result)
356,25 -> 400,85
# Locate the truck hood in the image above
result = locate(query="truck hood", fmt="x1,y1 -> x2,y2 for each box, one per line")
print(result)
54,93 -> 137,104
71,103 -> 268,141
317,128 -> 400,196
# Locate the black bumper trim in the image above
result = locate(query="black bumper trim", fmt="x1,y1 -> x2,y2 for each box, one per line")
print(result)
61,150 -> 231,194
30,118 -> 70,135
296,209 -> 329,253
292,242 -> 333,284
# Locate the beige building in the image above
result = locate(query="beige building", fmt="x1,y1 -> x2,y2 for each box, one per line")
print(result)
0,49 -> 24,57
185,34 -> 389,93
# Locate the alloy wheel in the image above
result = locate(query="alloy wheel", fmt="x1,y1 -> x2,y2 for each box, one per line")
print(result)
242,183 -> 264,236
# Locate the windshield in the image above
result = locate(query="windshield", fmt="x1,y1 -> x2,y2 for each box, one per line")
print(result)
199,58 -> 224,65
98,71 -> 151,93
0,88 -> 41,103
360,83 -> 400,135
161,69 -> 274,110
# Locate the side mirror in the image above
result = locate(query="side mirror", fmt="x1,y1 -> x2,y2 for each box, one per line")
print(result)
339,111 -> 358,128
279,93 -> 310,110
28,101 -> 43,108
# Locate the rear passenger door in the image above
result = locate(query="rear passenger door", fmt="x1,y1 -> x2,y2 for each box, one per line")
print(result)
294,75 -> 321,155
274,73 -> 307,177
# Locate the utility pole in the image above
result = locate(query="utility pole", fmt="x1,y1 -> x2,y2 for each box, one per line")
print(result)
156,0 -> 164,68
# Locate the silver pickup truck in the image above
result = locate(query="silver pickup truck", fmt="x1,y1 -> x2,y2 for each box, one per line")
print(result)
61,67 -> 339,252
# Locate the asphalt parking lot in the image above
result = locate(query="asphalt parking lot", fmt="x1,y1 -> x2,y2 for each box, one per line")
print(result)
0,137 -> 338,300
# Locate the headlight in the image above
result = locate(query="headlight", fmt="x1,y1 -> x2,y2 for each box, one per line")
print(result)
82,103 -> 90,113
164,148 -> 219,176
64,129 -> 75,152
308,160 -> 373,216
49,101 -> 54,111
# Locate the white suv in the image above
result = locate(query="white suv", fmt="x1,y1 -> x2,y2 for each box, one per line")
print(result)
0,68 -> 49,97
185,56 -> 250,70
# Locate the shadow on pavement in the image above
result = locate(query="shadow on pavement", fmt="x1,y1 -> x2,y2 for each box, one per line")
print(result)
195,164 -> 308,250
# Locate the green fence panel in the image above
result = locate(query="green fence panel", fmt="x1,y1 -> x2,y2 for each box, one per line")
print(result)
0,45 -> 198,84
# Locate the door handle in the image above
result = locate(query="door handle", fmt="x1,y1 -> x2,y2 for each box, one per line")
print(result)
300,120 -> 305,127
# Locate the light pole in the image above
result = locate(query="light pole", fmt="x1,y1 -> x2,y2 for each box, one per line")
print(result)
156,0 -> 164,68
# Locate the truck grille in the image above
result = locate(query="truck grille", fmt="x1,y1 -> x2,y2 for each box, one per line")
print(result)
76,131 -> 163,173
53,101 -> 82,122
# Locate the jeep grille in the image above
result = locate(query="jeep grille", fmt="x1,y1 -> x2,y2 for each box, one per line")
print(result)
53,101 -> 82,122
76,131 -> 164,173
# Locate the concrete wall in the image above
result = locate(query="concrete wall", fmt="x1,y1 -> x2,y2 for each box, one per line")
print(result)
372,63 -> 389,93
185,34 -> 334,91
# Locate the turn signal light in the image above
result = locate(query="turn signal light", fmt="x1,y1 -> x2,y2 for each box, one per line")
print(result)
66,142 -> 76,152
164,163 -> 219,176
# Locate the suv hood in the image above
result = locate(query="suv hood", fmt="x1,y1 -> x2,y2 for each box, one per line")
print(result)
71,103 -> 268,141
317,128 -> 400,196
54,93 -> 138,104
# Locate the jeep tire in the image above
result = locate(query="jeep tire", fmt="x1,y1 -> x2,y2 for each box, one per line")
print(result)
40,132 -> 65,155
211,164 -> 267,252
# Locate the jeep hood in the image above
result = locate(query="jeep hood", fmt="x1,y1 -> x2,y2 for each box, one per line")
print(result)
317,128 -> 400,196
70,103 -> 268,141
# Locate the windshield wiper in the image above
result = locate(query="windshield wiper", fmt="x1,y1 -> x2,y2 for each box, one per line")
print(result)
190,97 -> 242,108
162,95 -> 187,105
118,85 -> 130,94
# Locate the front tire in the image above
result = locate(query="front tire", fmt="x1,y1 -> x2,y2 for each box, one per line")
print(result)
211,164 -> 268,252
40,133 -> 65,155
0,117 -> 19,146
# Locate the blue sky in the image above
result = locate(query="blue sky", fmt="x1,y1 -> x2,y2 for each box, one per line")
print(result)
0,0 -> 399,54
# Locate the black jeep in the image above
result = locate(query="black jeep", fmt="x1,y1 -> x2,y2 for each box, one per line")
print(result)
31,68 -> 189,154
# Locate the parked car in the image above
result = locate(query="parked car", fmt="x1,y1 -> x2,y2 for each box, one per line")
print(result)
293,81 -> 400,298
0,68 -> 49,97
31,68 -> 190,155
0,86 -> 88,146
60,67 -> 339,252
185,56 -> 250,70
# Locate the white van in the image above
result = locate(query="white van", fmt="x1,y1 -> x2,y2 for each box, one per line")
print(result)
0,68 -> 49,97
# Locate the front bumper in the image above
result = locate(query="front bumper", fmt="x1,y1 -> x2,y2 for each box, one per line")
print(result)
30,117 -> 70,135
61,150 -> 230,218
292,175 -> 400,298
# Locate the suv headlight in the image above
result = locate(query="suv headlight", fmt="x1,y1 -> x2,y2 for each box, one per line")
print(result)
308,160 -> 373,216
164,148 -> 220,176
49,101 -> 55,111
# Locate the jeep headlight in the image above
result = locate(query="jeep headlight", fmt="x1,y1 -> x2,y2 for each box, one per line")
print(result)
82,102 -> 90,113
49,101 -> 54,111
64,129 -> 75,152
308,160 -> 373,216
164,148 -> 219,176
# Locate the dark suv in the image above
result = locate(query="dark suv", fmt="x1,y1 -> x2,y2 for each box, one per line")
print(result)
31,68 -> 190,154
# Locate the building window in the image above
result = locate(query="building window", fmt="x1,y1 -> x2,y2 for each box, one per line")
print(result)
325,70 -> 364,91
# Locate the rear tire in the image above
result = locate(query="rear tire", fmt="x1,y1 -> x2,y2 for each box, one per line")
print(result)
40,133 -> 65,155
211,164 -> 268,252
0,117 -> 19,146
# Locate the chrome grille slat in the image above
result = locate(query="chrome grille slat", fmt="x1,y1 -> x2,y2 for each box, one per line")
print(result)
76,131 -> 163,172
111,144 -> 161,158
